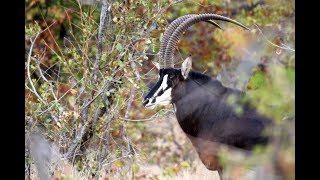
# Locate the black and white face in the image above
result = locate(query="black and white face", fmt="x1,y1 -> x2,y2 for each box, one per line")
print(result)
143,57 -> 192,109
143,68 -> 182,109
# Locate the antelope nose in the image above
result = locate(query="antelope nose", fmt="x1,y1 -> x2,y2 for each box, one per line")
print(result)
143,98 -> 149,106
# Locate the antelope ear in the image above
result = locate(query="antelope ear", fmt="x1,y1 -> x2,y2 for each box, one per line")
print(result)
181,57 -> 192,79
152,61 -> 160,70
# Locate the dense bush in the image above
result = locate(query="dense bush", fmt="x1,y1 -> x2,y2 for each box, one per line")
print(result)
25,0 -> 294,179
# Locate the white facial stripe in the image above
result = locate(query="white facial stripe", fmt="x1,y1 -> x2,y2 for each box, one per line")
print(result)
153,74 -> 172,105
145,74 -> 172,109
156,87 -> 172,105
154,74 -> 169,97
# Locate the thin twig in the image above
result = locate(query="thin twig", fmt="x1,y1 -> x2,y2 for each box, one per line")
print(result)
122,88 -> 136,156
64,120 -> 90,160
64,1 -> 112,161
33,50 -> 58,102
102,153 -> 137,167
42,41 -> 77,80
40,12 -> 66,59
254,24 -> 295,52
26,22 -> 56,105
119,109 -> 174,122
36,82 -> 79,117
80,68 -> 120,113
80,82 -> 108,114
124,89 -> 136,119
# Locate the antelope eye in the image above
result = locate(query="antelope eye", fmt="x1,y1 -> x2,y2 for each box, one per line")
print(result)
169,74 -> 175,79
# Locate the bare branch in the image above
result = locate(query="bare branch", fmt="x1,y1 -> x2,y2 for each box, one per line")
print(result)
119,109 -> 174,122
93,0 -> 110,83
80,67 -> 120,114
254,24 -> 295,52
36,82 -> 79,117
64,1 -> 113,160
80,81 -> 108,114
64,120 -> 89,160
32,50 -> 58,102
26,22 -> 56,105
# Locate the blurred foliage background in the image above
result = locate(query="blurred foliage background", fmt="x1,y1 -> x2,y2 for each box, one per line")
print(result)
25,0 -> 294,179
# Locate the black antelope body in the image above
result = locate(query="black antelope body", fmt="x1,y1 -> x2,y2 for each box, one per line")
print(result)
143,14 -> 272,177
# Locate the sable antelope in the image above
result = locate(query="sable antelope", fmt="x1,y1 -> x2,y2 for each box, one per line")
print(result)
143,14 -> 272,177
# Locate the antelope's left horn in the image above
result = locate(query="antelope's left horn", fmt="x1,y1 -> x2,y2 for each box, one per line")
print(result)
163,13 -> 250,66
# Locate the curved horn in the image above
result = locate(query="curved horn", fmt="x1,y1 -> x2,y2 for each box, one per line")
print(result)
159,15 -> 225,68
159,15 -> 193,68
163,13 -> 250,67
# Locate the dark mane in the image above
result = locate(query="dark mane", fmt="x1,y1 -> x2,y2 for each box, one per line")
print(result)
187,70 -> 212,83
187,70 -> 246,96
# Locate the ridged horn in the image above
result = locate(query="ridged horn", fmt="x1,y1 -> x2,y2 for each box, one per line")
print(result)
159,15 -> 225,68
163,13 -> 250,67
159,15 -> 193,68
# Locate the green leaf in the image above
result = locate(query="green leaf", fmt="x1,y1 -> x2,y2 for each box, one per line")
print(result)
247,71 -> 266,90
116,43 -> 123,51
45,118 -> 52,123
132,163 -> 140,174
101,53 -> 107,62
98,102 -> 105,108
115,148 -> 122,156
58,105 -> 64,112
180,161 -> 190,169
